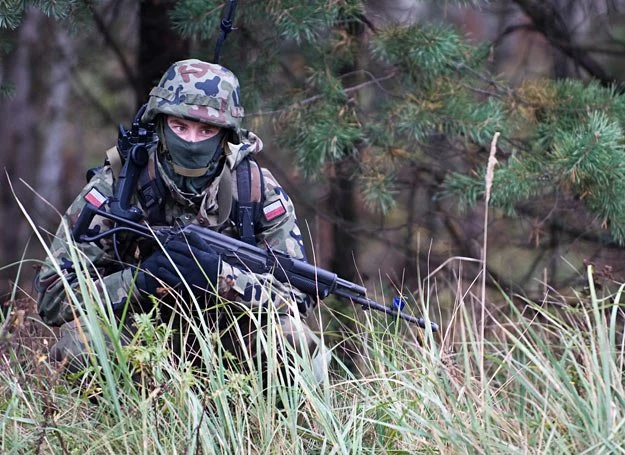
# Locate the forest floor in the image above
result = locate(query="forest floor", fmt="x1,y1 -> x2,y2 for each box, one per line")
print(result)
0,297 -> 57,374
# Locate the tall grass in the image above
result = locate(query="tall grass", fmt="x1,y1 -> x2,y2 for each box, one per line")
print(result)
2,249 -> 625,453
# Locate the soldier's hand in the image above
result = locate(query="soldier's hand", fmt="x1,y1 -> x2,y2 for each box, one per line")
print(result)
164,232 -> 220,292
136,249 -> 176,295
136,232 -> 220,295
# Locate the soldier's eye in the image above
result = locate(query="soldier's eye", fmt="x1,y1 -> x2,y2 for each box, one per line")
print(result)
201,127 -> 219,137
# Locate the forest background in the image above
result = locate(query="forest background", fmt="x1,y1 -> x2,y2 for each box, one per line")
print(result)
3,0 -> 625,322
3,0 -> 625,452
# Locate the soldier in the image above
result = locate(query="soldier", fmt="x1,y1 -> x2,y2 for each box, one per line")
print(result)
36,59 -> 327,381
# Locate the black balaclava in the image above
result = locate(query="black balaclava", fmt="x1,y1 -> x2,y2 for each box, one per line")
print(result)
160,119 -> 226,195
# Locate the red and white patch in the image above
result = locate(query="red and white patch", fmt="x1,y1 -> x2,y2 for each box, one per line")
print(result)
84,187 -> 108,208
263,200 -> 286,221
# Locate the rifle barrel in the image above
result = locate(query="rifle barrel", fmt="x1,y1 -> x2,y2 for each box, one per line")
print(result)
334,288 -> 439,331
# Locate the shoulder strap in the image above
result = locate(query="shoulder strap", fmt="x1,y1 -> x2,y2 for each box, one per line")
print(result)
136,155 -> 167,224
236,158 -> 255,245
213,165 -> 233,226
106,146 -> 123,178
231,157 -> 264,245
87,145 -> 122,182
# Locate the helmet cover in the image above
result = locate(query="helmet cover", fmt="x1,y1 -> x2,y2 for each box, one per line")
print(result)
142,59 -> 244,130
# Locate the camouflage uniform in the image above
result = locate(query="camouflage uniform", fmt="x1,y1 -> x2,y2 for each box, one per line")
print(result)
36,60 -> 327,379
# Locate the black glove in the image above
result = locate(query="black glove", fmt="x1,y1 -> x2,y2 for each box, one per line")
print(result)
135,249 -> 174,295
136,232 -> 221,295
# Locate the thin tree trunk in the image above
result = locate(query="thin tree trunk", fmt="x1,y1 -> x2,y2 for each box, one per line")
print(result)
36,26 -> 73,216
329,157 -> 358,281
0,11 -> 41,301
138,0 -> 189,107
403,171 -> 419,279
327,16 -> 369,284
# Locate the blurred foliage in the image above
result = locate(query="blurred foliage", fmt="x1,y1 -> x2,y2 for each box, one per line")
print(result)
0,0 -> 94,96
0,0 -> 94,29
163,0 -> 625,242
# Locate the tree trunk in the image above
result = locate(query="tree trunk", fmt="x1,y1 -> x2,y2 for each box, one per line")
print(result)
326,16 -> 369,283
36,26 -> 73,217
0,11 -> 41,301
329,157 -> 359,281
137,0 -> 189,108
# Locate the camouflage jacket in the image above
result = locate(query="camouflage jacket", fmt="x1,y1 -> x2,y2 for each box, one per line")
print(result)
36,130 -> 311,327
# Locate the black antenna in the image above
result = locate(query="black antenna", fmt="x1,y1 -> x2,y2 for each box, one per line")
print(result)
214,0 -> 238,64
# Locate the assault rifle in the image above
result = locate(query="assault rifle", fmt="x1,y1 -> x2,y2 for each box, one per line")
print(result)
73,204 -> 438,331
72,119 -> 438,331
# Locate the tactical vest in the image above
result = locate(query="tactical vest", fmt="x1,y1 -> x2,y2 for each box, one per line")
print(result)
100,146 -> 264,245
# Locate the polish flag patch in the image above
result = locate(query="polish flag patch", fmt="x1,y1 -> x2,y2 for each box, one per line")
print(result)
84,187 -> 108,208
263,200 -> 286,221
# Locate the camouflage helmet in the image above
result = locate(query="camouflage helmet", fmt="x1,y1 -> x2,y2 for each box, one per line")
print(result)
141,59 -> 244,130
